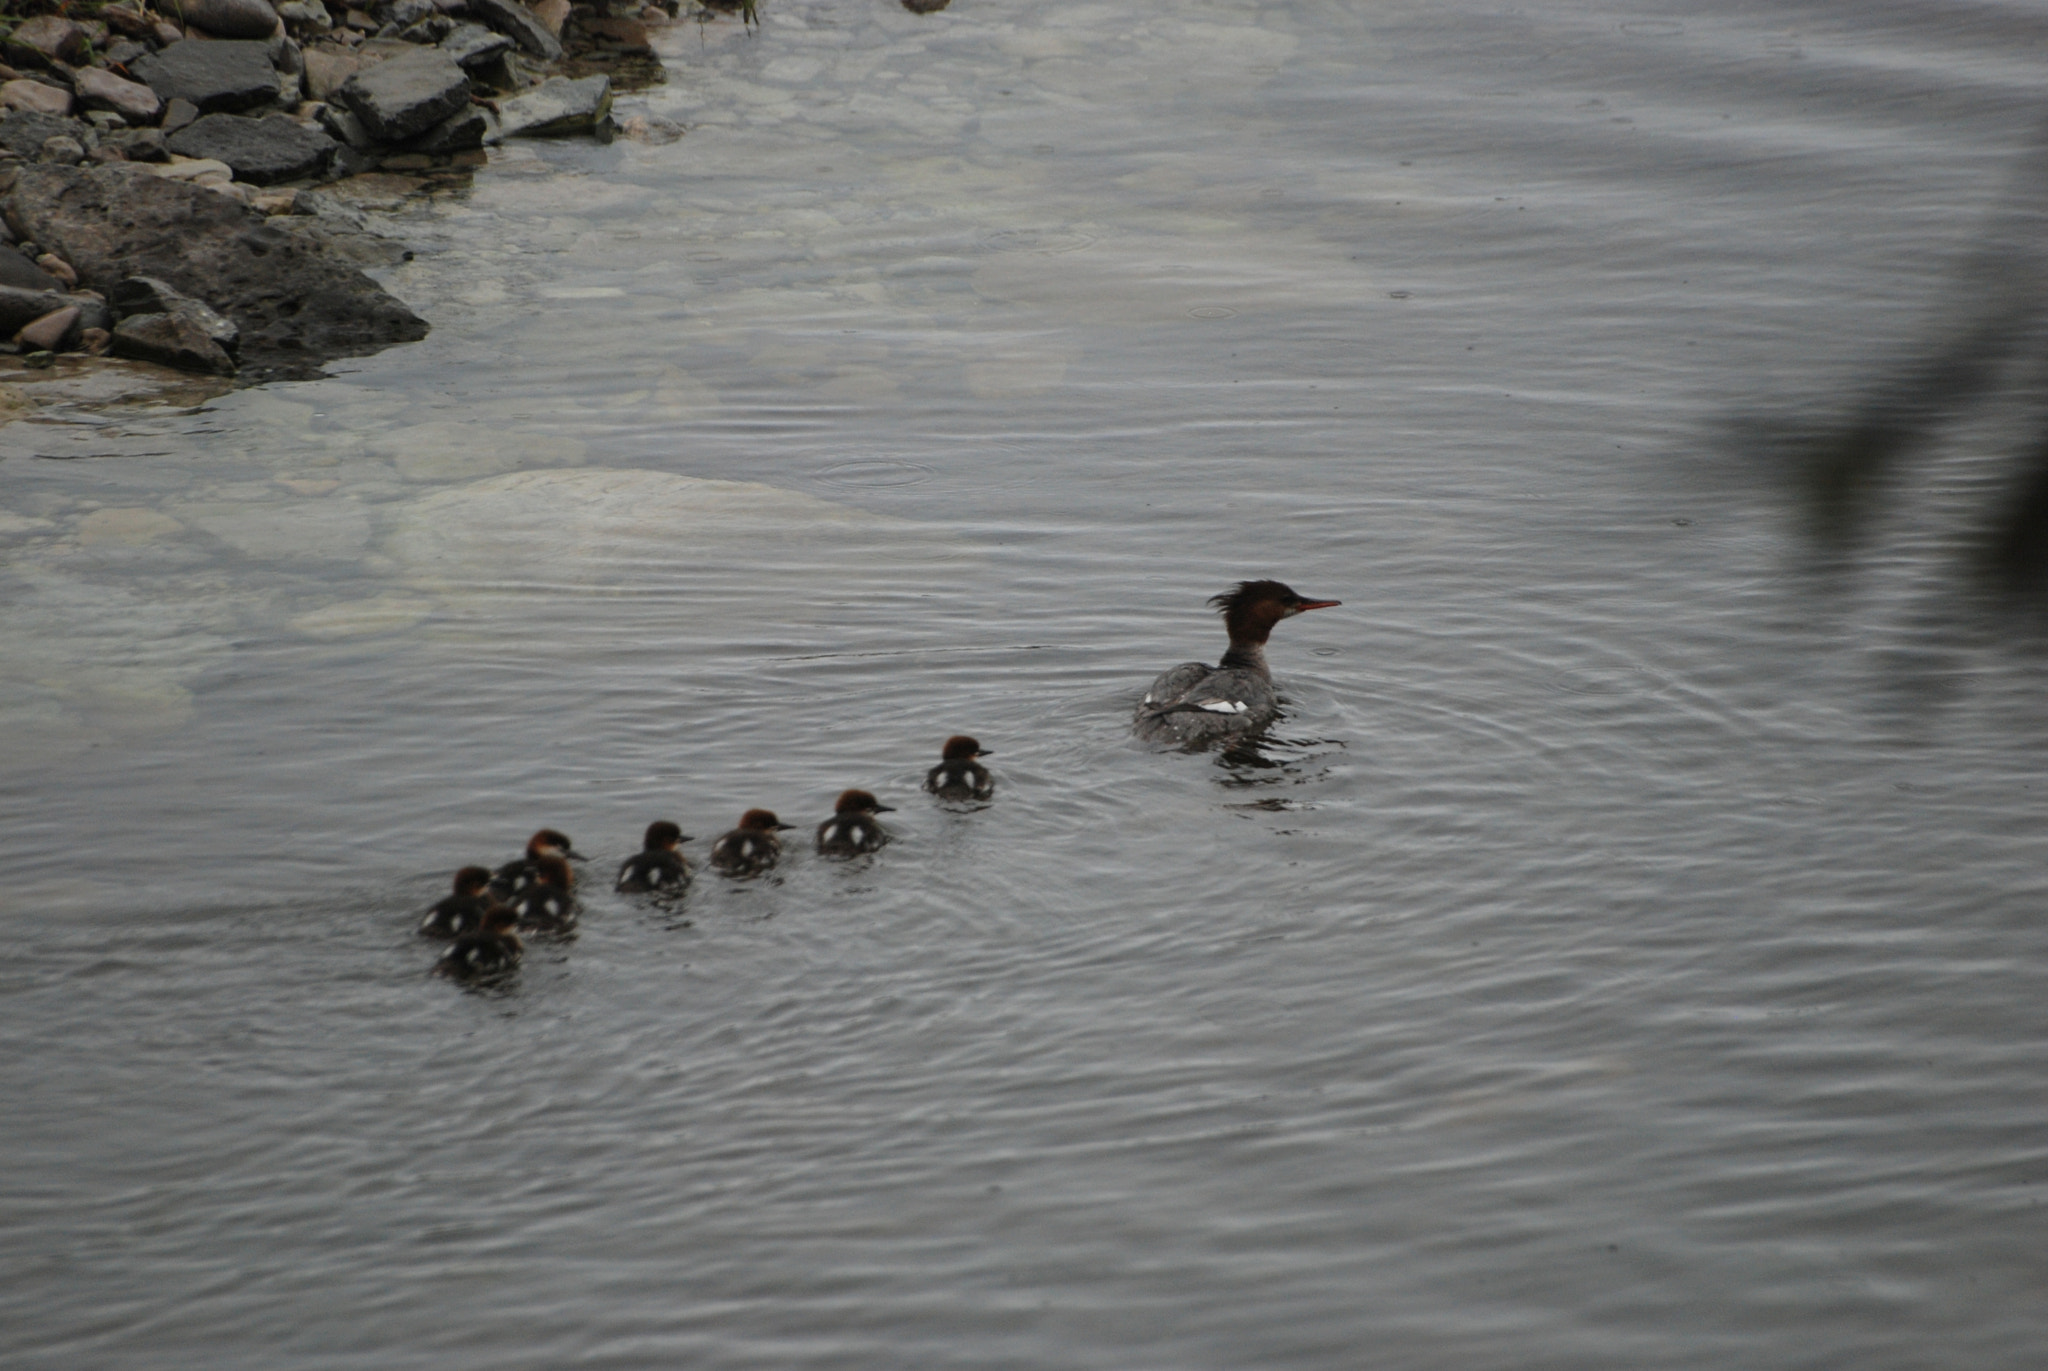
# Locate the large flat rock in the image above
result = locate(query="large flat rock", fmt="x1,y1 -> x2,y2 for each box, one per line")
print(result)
497,74 -> 610,138
166,112 -> 336,184
129,40 -> 282,115
333,48 -> 469,143
1,163 -> 427,379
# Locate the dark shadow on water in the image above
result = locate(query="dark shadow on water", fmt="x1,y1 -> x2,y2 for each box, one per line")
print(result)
1740,117 -> 2048,602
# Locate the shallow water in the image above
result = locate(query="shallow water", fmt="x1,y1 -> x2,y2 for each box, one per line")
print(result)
5,1 -> 2048,1366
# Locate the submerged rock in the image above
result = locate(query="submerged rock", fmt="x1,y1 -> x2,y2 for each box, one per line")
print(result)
108,276 -> 240,355
111,311 -> 238,374
2,163 -> 427,378
389,468 -> 965,600
166,112 -> 337,185
496,74 -> 610,138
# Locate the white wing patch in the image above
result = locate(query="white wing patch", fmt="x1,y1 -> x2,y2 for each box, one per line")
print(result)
1197,699 -> 1248,714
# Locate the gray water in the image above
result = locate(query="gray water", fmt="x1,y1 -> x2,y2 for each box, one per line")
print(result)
5,0 -> 2048,1366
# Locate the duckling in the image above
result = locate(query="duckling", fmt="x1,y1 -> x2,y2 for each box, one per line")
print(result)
616,820 -> 693,894
708,809 -> 794,877
507,854 -> 578,933
490,828 -> 588,899
815,789 -> 895,857
418,865 -> 504,939
434,903 -> 523,981
924,735 -> 994,802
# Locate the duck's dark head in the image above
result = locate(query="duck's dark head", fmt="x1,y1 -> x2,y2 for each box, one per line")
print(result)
643,820 -> 690,850
452,865 -> 494,896
531,855 -> 574,890
739,808 -> 795,832
1209,579 -> 1341,645
480,902 -> 520,935
940,735 -> 989,761
834,788 -> 895,815
527,828 -> 586,862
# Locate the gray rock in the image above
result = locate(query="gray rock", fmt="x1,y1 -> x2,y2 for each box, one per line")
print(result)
16,303 -> 80,351
270,34 -> 306,78
166,113 -> 336,185
276,1 -> 334,35
496,74 -> 610,138
38,135 -> 85,165
4,162 -> 428,379
301,48 -> 362,103
129,41 -> 282,116
105,127 -> 170,163
0,111 -> 89,160
161,99 -> 201,136
108,277 -> 239,353
333,47 -> 469,143
316,101 -> 375,149
70,67 -> 165,127
4,16 -> 90,70
112,311 -> 237,374
384,0 -> 438,28
68,293 -> 114,335
181,0 -> 284,41
437,22 -> 513,69
464,0 -> 564,61
102,6 -> 160,40
290,188 -> 371,232
402,103 -> 492,153
468,50 -> 524,92
331,144 -> 379,178
0,283 -> 69,332
0,245 -> 61,292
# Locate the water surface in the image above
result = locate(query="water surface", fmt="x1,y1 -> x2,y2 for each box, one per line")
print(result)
5,1 -> 2047,1366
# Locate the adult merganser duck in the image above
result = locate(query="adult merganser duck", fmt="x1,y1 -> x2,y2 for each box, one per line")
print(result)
923,735 -> 994,802
507,854 -> 578,932
490,828 -> 588,899
1133,580 -> 1340,745
709,809 -> 794,877
419,866 -> 504,939
434,902 -> 523,980
616,820 -> 693,894
815,789 -> 895,856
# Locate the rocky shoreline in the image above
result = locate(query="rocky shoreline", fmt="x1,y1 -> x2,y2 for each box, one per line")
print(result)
0,0 -> 687,381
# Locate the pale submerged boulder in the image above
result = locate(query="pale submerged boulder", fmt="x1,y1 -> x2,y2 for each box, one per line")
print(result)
386,468 -> 966,608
